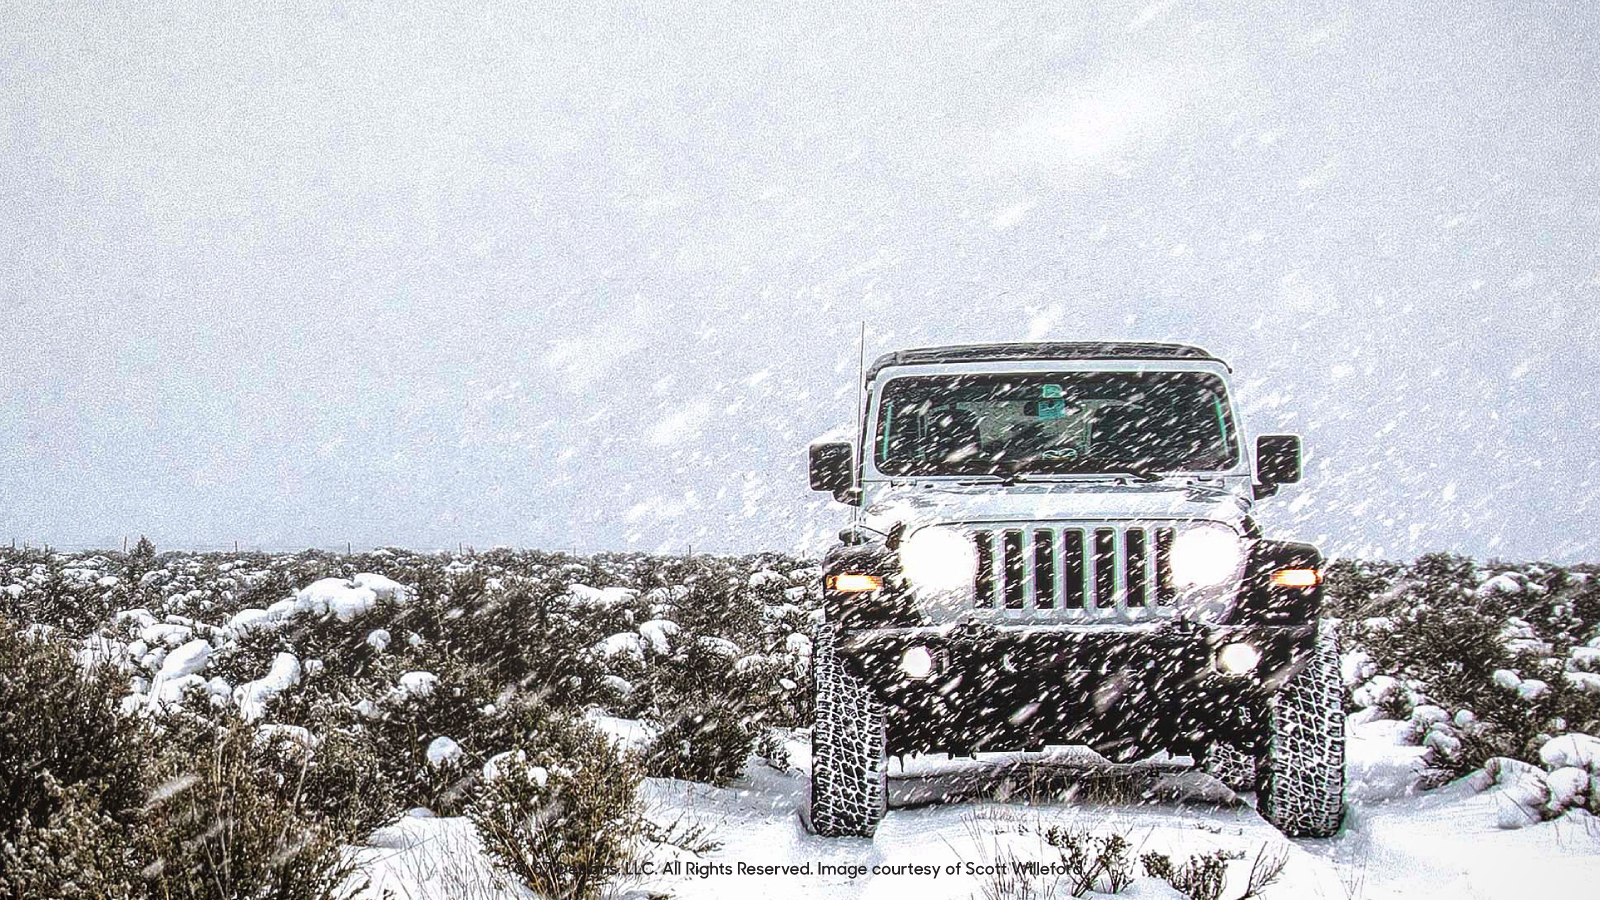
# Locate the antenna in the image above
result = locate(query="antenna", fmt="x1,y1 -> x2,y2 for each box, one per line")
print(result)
853,320 -> 867,526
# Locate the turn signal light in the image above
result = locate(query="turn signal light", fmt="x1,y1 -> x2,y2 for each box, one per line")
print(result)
828,573 -> 883,593
1271,568 -> 1321,588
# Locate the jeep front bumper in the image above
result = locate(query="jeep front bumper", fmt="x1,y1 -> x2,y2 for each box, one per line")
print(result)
834,621 -> 1317,760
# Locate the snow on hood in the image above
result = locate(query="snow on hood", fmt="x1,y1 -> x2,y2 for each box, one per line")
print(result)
861,479 -> 1251,534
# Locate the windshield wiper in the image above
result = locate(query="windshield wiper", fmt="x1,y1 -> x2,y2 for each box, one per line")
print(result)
1100,465 -> 1163,483
921,465 -> 1165,485
1002,461 -> 1166,483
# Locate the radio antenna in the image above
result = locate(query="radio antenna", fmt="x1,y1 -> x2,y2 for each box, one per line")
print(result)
853,320 -> 866,526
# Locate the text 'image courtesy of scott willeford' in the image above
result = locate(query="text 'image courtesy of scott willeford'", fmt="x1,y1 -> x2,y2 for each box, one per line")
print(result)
3,2 -> 1599,900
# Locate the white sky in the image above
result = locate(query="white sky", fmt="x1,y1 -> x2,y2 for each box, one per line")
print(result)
2,1 -> 1597,561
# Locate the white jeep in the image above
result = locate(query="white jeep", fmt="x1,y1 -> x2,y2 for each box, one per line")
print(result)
806,342 -> 1343,839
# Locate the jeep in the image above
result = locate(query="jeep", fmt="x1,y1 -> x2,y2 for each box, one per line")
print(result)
805,342 -> 1343,838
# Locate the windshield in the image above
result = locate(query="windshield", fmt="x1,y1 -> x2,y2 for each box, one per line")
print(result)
872,371 -> 1239,477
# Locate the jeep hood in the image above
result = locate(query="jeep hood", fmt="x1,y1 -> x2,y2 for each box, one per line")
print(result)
860,480 -> 1252,535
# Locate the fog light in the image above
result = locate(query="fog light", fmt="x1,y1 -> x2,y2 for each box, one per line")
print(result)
829,573 -> 883,593
900,646 -> 935,679
1271,567 -> 1321,588
1216,642 -> 1261,675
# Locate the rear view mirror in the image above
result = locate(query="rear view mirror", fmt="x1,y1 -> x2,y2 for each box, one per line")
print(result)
809,441 -> 858,504
1254,434 -> 1302,498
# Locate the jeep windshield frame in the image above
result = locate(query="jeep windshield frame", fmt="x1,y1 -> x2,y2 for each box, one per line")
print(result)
869,369 -> 1241,479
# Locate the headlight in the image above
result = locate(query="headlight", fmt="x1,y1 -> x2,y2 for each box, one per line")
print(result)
1169,524 -> 1243,588
899,526 -> 978,593
900,646 -> 935,679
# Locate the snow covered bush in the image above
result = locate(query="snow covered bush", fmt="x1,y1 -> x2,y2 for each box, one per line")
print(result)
644,704 -> 754,785
1478,734 -> 1600,827
138,717 -> 360,900
0,543 -> 825,862
0,774 -> 140,900
0,617 -> 148,870
280,722 -> 401,841
0,551 -> 126,639
1333,553 -> 1600,781
468,715 -> 642,900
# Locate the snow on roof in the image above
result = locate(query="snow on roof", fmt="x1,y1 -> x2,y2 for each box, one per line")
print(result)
866,342 -> 1223,381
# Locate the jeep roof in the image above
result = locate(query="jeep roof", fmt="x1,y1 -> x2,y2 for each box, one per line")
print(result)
865,342 -> 1226,382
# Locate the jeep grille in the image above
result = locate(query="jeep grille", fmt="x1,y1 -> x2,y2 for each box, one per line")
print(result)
969,524 -> 1176,620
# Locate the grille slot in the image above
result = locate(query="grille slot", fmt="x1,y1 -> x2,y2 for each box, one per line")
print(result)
969,523 -> 1167,620
1125,528 -> 1148,607
1093,528 -> 1117,607
1032,530 -> 1055,609
1062,529 -> 1086,608
1155,527 -> 1176,606
1002,530 -> 1026,609
973,530 -> 995,608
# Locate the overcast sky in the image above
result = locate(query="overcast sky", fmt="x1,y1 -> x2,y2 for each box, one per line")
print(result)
2,1 -> 1596,562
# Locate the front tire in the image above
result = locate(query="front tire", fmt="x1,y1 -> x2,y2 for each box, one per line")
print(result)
1203,741 -> 1259,793
809,623 -> 887,837
1257,622 -> 1346,838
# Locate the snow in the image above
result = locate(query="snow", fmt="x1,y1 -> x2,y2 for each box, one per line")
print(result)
595,631 -> 645,662
425,736 -> 463,768
568,584 -> 637,607
480,749 -> 526,783
225,608 -> 274,637
234,652 -> 301,722
1491,669 -> 1521,691
585,711 -> 654,751
638,618 -> 680,654
1545,767 -> 1589,812
156,638 -> 210,681
341,714 -> 1600,900
366,628 -> 392,652
139,622 -> 192,648
1565,671 -> 1600,694
1539,734 -> 1600,773
153,673 -> 206,706
750,569 -> 788,587
256,724 -> 318,758
1478,573 -> 1524,595
352,572 -> 413,603
786,631 -> 813,659
1517,678 -> 1550,700
396,671 -> 439,699
1351,674 -> 1401,709
296,577 -> 380,621
114,608 -> 158,629
696,635 -> 742,658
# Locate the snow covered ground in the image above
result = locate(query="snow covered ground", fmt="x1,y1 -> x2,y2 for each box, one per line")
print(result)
347,715 -> 1600,900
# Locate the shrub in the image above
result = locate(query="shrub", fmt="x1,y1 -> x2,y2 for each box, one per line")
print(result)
1044,827 -> 1134,896
281,722 -> 402,841
469,716 -> 642,900
0,775 -> 139,900
644,704 -> 753,785
0,617 -> 147,839
138,718 -> 360,900
1140,849 -> 1239,900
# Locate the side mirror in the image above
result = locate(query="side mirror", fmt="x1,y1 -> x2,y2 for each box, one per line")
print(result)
1253,434 -> 1302,499
809,441 -> 859,504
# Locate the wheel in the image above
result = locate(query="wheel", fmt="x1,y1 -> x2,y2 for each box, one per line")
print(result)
1257,621 -> 1346,838
809,622 -> 887,837
1203,740 -> 1258,793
